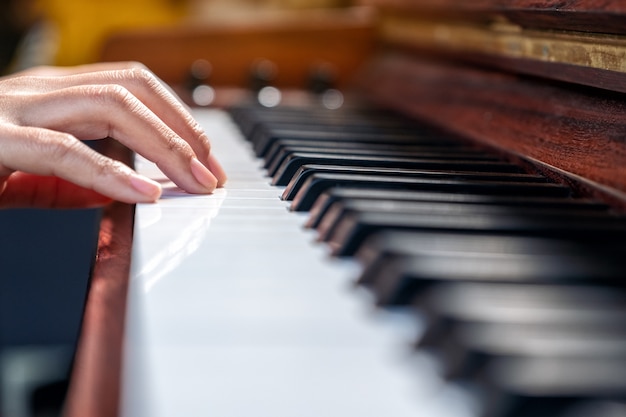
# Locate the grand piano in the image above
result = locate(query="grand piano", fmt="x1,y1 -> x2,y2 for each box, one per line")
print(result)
51,1 -> 626,417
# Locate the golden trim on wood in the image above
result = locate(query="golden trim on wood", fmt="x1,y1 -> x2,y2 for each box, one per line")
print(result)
380,14 -> 626,73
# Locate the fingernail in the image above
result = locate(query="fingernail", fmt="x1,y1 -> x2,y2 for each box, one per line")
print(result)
190,157 -> 218,191
129,174 -> 162,201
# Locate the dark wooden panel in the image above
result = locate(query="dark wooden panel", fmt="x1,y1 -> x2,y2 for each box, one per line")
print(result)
361,0 -> 626,34
364,0 -> 626,94
465,53 -> 626,95
355,52 -> 626,208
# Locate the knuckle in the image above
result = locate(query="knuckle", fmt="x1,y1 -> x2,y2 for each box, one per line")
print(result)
34,132 -> 84,176
125,61 -> 150,72
199,134 -> 211,151
39,132 -> 121,173
194,133 -> 212,158
92,154 -> 127,179
88,84 -> 134,106
44,132 -> 80,162
124,67 -> 161,90
163,131 -> 190,154
57,141 -> 128,183
88,84 -> 146,116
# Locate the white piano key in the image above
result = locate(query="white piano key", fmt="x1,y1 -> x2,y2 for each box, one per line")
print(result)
120,109 -> 476,417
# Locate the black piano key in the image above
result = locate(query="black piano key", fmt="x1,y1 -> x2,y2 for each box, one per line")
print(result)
305,189 -> 608,229
252,129 -> 457,158
326,209 -> 626,257
417,284 -> 626,417
361,251 -> 625,306
477,355 -> 626,417
290,173 -> 571,211
244,110 -> 431,133
234,107 -> 422,140
418,283 -> 626,351
282,164 -> 547,200
272,153 -> 525,185
355,232 -> 626,297
266,147 -> 497,177
316,198 -> 613,243
231,106 -> 401,138
560,400 -> 626,417
263,139 -> 473,169
436,320 -> 626,381
355,231 -> 625,283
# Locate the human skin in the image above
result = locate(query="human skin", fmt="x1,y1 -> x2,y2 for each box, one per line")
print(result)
0,61 -> 227,208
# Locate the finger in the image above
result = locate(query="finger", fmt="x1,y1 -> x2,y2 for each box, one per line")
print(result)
13,62 -> 193,114
15,84 -> 219,193
9,61 -> 150,78
7,68 -> 227,186
207,153 -> 227,187
0,124 -> 162,204
0,173 -> 113,209
106,67 -> 228,184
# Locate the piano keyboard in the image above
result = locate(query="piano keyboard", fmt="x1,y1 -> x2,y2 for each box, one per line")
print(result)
121,106 -> 626,417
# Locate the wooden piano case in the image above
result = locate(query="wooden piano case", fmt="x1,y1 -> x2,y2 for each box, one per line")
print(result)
355,0 -> 626,208
65,2 -> 626,416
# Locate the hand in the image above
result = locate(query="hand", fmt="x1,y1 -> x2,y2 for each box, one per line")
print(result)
0,62 -> 227,209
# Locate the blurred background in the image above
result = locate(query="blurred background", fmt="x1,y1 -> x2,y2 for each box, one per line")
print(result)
1,0 -> 374,109
1,0 -> 358,73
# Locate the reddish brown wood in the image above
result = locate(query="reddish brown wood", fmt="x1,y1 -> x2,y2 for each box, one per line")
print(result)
465,53 -> 626,95
62,142 -> 134,417
62,201 -> 133,417
100,10 -> 375,90
361,0 -> 626,34
365,0 -> 626,95
380,45 -> 626,95
354,52 -> 626,207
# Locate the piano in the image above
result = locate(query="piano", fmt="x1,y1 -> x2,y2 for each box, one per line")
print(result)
57,1 -> 626,417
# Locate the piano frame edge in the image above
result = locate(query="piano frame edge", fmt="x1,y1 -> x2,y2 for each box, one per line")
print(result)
62,141 -> 135,417
61,200 -> 133,417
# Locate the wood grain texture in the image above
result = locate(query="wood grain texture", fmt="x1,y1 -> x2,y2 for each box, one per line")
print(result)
360,0 -> 626,34
377,13 -> 626,93
354,52 -> 626,207
465,53 -> 626,95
